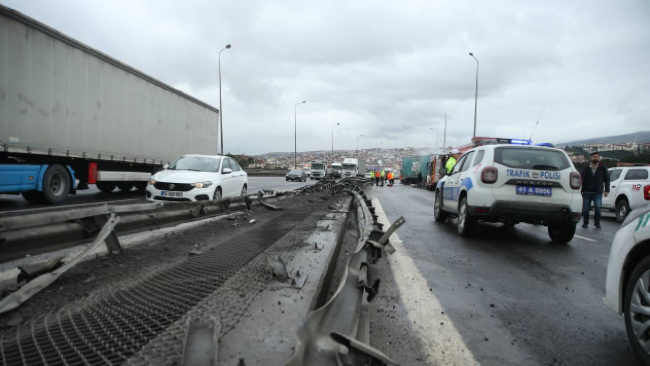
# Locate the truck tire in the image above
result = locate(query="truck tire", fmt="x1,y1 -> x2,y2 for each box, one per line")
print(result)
548,222 -> 576,244
117,182 -> 134,191
434,191 -> 448,222
617,199 -> 630,223
457,197 -> 477,237
22,191 -> 46,204
623,256 -> 650,365
41,164 -> 70,204
96,182 -> 116,193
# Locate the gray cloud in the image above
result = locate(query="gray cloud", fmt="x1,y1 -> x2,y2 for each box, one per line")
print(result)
3,0 -> 649,154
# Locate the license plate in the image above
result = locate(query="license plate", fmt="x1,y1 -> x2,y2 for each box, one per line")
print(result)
161,191 -> 183,197
516,186 -> 552,196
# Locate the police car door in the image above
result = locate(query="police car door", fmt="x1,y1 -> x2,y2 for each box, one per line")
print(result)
443,153 -> 470,210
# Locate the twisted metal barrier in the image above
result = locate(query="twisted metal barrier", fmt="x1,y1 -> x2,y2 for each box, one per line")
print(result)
287,178 -> 405,366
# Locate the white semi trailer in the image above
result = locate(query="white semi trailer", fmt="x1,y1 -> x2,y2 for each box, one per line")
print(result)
0,5 -> 220,203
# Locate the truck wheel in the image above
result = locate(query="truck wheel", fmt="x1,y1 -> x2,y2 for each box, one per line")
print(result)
135,182 -> 147,191
617,199 -> 630,222
434,191 -> 448,222
457,197 -> 477,237
42,164 -> 70,204
548,222 -> 576,244
623,256 -> 650,365
96,182 -> 116,193
117,182 -> 134,191
22,191 -> 46,204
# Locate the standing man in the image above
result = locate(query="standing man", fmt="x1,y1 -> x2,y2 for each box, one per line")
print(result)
380,169 -> 386,186
446,149 -> 461,174
375,169 -> 380,186
580,152 -> 610,229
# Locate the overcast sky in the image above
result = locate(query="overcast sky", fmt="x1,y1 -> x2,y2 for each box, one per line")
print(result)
4,0 -> 649,154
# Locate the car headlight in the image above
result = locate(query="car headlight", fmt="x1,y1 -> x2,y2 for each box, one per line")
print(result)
192,181 -> 213,188
148,179 -> 156,186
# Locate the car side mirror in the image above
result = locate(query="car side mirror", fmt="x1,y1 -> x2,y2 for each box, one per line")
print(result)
222,168 -> 233,174
439,168 -> 447,176
162,164 -> 169,170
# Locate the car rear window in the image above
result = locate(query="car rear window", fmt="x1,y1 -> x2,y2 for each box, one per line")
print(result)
494,147 -> 570,171
624,169 -> 649,180
609,169 -> 622,181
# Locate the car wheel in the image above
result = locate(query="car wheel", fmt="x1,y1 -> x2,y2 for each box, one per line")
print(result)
213,187 -> 222,201
434,191 -> 448,222
457,197 -> 477,237
548,222 -> 576,244
617,199 -> 630,223
286,178 -> 289,181
96,182 -> 117,193
624,256 -> 650,365
42,164 -> 70,204
241,184 -> 247,196
117,182 -> 134,191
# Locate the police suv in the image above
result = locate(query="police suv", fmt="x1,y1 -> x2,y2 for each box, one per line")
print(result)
434,139 -> 583,243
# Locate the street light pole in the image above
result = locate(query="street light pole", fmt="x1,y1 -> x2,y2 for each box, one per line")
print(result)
218,44 -> 231,155
356,134 -> 363,160
443,112 -> 447,149
430,128 -> 438,151
294,101 -> 306,169
331,123 -> 340,166
469,52 -> 479,138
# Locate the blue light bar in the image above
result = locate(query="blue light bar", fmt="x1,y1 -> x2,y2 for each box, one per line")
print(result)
509,139 -> 533,145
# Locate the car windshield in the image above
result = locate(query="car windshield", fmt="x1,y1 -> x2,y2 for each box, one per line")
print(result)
312,163 -> 325,170
494,147 -> 570,171
332,166 -> 341,171
342,164 -> 356,169
168,156 -> 221,172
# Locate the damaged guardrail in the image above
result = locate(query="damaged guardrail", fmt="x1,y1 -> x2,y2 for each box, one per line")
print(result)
0,180 -> 339,264
287,178 -> 405,366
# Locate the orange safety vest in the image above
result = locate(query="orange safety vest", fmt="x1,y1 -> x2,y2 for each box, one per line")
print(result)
388,172 -> 393,180
375,171 -> 380,177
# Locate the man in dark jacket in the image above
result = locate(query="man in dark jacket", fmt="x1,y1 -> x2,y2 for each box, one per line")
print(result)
580,152 -> 610,228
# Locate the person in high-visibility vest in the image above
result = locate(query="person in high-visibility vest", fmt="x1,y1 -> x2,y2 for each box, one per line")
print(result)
374,170 -> 380,186
380,169 -> 385,185
446,149 -> 461,174
387,171 -> 394,186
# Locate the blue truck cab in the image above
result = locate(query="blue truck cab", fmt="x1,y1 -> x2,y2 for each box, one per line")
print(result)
0,164 -> 76,204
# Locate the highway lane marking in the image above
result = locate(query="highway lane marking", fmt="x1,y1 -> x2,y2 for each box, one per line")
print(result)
373,198 -> 479,365
574,234 -> 597,242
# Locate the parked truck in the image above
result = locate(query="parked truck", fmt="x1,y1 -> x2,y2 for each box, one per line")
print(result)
342,158 -> 366,177
330,162 -> 342,178
0,5 -> 220,204
310,160 -> 326,180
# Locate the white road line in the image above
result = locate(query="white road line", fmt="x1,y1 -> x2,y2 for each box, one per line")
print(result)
574,234 -> 597,242
373,198 -> 479,365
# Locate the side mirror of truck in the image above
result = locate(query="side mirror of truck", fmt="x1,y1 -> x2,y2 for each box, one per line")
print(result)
439,168 -> 447,176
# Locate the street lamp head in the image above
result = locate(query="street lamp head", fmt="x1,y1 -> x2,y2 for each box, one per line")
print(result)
226,44 -> 232,49
469,52 -> 473,56
302,101 -> 306,104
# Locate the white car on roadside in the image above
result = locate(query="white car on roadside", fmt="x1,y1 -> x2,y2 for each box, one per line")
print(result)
603,166 -> 650,222
604,205 -> 650,364
146,154 -> 248,202
434,142 -> 583,243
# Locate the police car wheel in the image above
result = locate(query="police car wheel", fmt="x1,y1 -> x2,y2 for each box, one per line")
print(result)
548,222 -> 576,244
623,257 -> 650,365
434,191 -> 448,222
457,198 -> 477,237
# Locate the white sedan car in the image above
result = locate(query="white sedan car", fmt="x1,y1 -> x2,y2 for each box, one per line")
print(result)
146,154 -> 248,202
604,205 -> 650,363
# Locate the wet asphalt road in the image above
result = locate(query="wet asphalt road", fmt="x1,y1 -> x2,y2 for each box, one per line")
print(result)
0,176 -> 311,214
370,183 -> 641,365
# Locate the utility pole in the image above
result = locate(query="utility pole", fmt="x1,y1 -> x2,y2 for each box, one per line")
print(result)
218,44 -> 231,154
443,112 -> 447,149
469,52 -> 479,138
